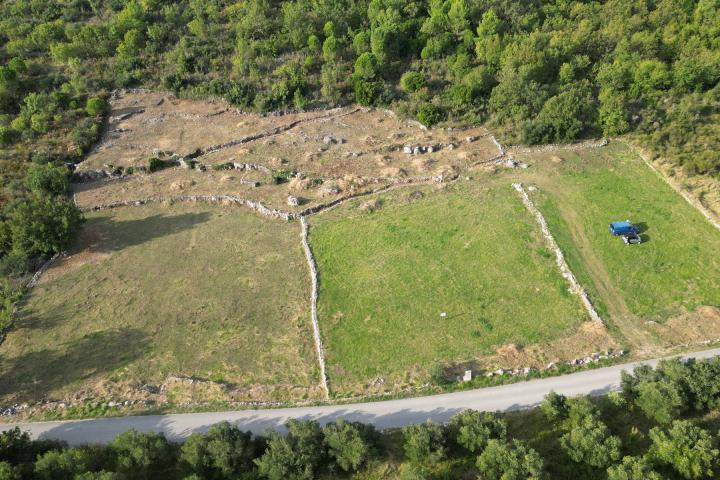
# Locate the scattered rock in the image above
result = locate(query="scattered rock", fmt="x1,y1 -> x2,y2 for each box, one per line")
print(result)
407,190 -> 424,201
359,198 -> 381,213
462,370 -> 472,382
287,195 -> 300,207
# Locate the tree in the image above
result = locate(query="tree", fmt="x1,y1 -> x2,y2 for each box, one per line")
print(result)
0,462 -> 20,480
448,410 -> 507,453
476,439 -> 544,480
7,195 -> 84,256
560,415 -> 622,468
649,420 -> 718,479
34,448 -> 98,480
323,419 -> 377,472
0,428 -> 34,464
255,419 -> 327,480
353,52 -> 379,80
685,358 -> 720,411
540,391 -> 568,421
401,421 -> 446,466
607,456 -> 663,480
635,377 -> 685,424
110,430 -> 175,480
180,422 -> 259,479
24,163 -> 70,197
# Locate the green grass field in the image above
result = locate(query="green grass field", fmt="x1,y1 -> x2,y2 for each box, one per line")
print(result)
530,144 -> 720,318
310,183 -> 590,392
514,142 -> 720,347
0,204 -> 317,403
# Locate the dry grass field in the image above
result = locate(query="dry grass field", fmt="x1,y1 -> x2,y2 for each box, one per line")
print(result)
0,203 -> 319,405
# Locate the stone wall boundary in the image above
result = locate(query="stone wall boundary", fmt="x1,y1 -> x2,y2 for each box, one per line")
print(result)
300,217 -> 329,399
81,195 -> 295,221
512,183 -> 603,324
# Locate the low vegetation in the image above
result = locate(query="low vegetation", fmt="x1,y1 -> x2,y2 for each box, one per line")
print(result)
5,357 -> 720,479
0,203 -> 318,404
311,182 -> 592,393
512,142 -> 720,348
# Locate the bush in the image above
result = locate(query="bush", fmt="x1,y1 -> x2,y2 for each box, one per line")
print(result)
449,410 -> 507,454
402,421 -> 446,466
353,80 -> 383,106
72,118 -> 100,152
85,97 -> 107,117
0,127 -> 16,146
400,72 -> 426,93
416,103 -> 444,126
147,157 -> 170,173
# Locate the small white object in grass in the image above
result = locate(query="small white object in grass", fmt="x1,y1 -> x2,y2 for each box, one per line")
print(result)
440,312 -> 447,318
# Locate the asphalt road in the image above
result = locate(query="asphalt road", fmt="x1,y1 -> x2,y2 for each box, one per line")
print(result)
4,348 -> 720,446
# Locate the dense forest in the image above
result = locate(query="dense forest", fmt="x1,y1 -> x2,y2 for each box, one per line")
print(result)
5,357 -> 720,479
1,0 -> 719,168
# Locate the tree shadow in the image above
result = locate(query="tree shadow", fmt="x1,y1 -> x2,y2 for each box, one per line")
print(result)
82,212 -> 212,253
0,328 -> 150,402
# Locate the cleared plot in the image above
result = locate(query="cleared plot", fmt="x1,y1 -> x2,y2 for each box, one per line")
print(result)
0,204 -> 318,404
310,182 -> 593,393
514,143 -> 720,347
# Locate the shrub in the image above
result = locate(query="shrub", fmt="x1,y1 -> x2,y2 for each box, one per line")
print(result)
416,103 -> 444,126
147,157 -> 169,173
0,127 -> 15,146
353,80 -> 383,106
400,72 -> 426,93
85,97 -> 107,117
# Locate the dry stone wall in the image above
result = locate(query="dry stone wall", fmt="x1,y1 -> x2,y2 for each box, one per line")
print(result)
512,183 -> 603,324
82,195 -> 294,221
300,217 -> 329,399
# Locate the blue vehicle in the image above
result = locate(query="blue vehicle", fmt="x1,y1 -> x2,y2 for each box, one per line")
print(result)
609,220 -> 641,244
